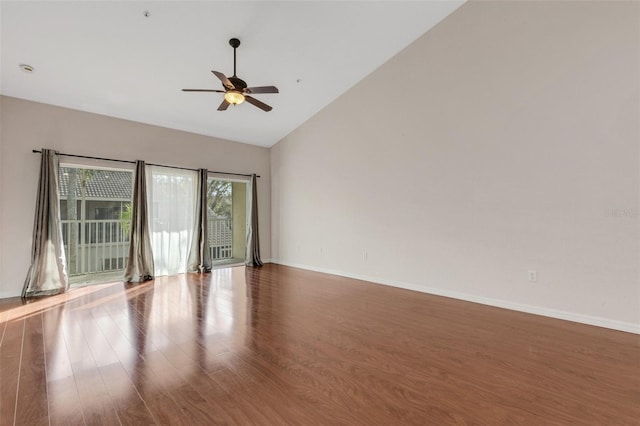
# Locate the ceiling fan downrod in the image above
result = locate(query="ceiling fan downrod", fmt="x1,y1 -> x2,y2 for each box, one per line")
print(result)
229,38 -> 240,77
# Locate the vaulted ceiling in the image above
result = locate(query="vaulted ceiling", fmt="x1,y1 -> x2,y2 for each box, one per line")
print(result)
1,1 -> 464,147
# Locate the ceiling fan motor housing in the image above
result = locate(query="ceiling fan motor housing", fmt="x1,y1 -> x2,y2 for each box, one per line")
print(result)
228,76 -> 247,90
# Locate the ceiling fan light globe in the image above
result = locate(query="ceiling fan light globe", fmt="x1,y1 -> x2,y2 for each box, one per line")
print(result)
224,91 -> 245,105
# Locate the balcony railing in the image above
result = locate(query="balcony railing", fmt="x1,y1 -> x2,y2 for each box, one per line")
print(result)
209,218 -> 233,260
61,219 -> 130,276
62,218 -> 234,277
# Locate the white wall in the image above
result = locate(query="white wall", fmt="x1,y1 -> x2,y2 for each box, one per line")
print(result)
0,96 -> 271,298
271,1 -> 640,332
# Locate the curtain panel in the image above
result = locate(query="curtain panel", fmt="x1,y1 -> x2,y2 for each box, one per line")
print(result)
22,149 -> 69,297
124,160 -> 154,283
245,174 -> 263,266
147,166 -> 198,276
188,169 -> 212,273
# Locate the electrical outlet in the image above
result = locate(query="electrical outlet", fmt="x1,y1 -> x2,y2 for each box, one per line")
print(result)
320,247 -> 323,255
363,251 -> 368,261
528,270 -> 538,282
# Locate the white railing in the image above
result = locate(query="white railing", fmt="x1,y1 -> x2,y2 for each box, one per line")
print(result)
61,219 -> 130,276
62,217 -> 234,276
209,218 -> 233,260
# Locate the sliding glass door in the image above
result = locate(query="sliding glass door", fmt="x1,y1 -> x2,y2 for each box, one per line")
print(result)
59,165 -> 133,284
58,165 -> 249,285
207,178 -> 247,265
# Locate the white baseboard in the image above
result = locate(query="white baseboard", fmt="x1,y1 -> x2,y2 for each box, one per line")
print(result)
270,259 -> 640,335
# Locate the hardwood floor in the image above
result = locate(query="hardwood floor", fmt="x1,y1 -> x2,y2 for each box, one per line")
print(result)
0,264 -> 638,425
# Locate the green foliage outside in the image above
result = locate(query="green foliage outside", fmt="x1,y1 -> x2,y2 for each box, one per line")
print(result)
66,168 -> 95,273
207,180 -> 232,219
119,203 -> 132,236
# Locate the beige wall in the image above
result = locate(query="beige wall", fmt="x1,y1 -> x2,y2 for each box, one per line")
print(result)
0,96 -> 271,298
271,1 -> 640,331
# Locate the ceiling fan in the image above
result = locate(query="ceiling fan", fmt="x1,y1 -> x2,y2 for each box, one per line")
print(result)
182,38 -> 279,112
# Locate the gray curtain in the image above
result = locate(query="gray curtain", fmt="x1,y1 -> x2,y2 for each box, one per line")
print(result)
124,160 -> 154,283
245,174 -> 263,266
188,169 -> 212,273
22,149 -> 69,297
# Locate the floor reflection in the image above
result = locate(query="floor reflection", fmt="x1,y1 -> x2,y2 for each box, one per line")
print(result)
186,272 -> 211,369
125,281 -> 154,394
1,266 -> 261,423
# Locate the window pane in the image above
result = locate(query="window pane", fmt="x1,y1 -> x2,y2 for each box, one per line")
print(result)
58,166 -> 133,280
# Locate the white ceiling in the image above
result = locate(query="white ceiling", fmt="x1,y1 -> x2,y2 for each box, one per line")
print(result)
1,1 -> 464,147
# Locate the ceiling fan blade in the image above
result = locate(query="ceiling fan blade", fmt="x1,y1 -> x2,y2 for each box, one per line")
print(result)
212,71 -> 235,90
182,89 -> 225,93
244,95 -> 272,112
218,99 -> 230,111
245,86 -> 279,94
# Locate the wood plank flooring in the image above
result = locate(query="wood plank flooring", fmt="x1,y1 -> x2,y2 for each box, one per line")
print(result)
0,264 -> 638,425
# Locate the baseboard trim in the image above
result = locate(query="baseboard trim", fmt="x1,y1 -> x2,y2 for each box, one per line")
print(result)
270,260 -> 640,335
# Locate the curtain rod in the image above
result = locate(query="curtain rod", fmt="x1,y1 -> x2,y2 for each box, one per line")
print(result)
31,150 -> 260,178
